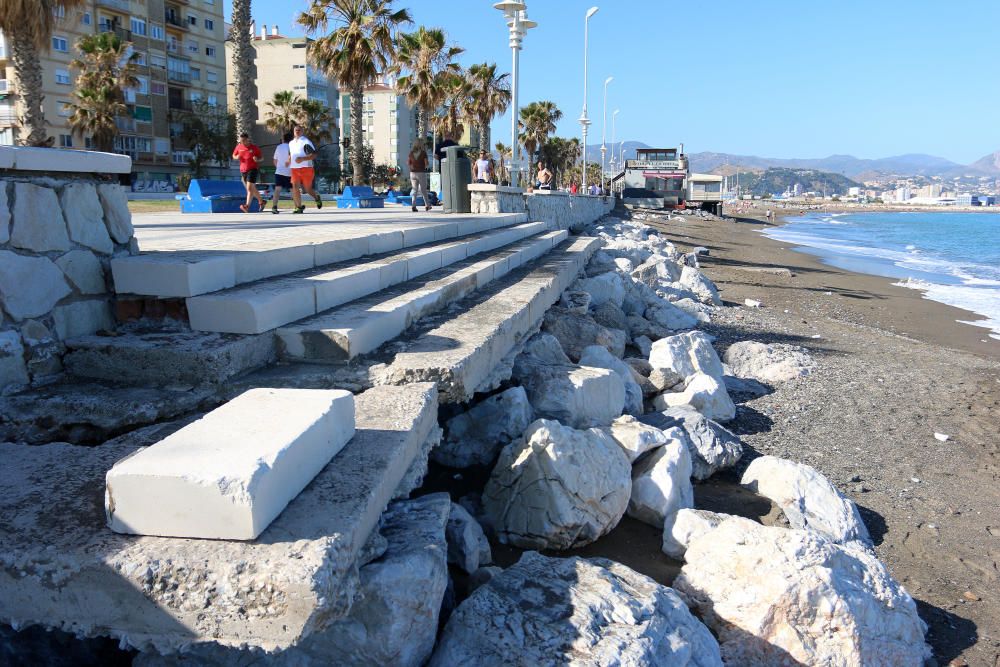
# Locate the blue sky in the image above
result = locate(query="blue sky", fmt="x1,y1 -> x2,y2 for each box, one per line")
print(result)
230,0 -> 1000,164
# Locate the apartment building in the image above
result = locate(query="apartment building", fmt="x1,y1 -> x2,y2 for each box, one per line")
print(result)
0,0 -> 227,188
224,24 -> 340,172
339,83 -> 418,179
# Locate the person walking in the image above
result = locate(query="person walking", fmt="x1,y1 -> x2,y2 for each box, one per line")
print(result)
473,149 -> 493,183
407,140 -> 431,213
232,132 -> 264,213
289,125 -> 322,214
270,131 -> 293,214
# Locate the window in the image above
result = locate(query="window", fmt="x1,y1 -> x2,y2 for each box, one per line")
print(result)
293,85 -> 306,91
189,91 -> 202,102
0,128 -> 12,145
293,64 -> 305,69
59,134 -> 73,147
188,15 -> 198,26
155,138 -> 170,155
84,137 -> 94,149
53,5 -> 65,19
81,12 -> 92,26
205,46 -> 216,58
204,18 -> 214,30
130,17 -> 147,36
150,24 -> 164,40
52,36 -> 68,52
58,101 -> 72,117
150,54 -> 166,69
135,76 -> 149,94
133,105 -> 153,123
55,69 -> 71,85
190,67 -> 200,80
136,137 -> 152,153
151,81 -> 166,95
206,70 -> 217,83
207,94 -> 217,106
133,51 -> 146,66
187,40 -> 199,55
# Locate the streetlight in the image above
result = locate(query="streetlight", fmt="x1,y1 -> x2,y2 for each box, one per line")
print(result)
600,77 -> 613,195
579,6 -> 598,193
609,108 -> 619,192
494,1 -> 536,188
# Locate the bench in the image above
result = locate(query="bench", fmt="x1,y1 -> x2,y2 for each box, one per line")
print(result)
177,179 -> 262,213
336,185 -> 383,209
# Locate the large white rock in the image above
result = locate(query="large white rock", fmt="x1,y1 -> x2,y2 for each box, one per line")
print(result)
678,266 -> 721,305
0,330 -> 28,390
10,183 -> 70,252
628,438 -> 694,528
600,414 -> 676,463
483,419 -> 631,550
641,406 -> 744,480
653,372 -> 736,423
0,185 -> 9,244
59,182 -> 114,255
724,340 -> 817,384
674,517 -> 930,666
434,386 -> 534,468
578,344 -> 643,416
649,331 -> 724,382
645,301 -> 699,331
631,254 -> 682,287
571,271 -> 625,307
446,502 -> 492,574
741,455 -> 872,546
661,509 -> 728,560
514,357 -> 625,429
97,183 -> 134,244
430,551 -> 723,667
106,388 -> 356,540
0,250 -> 72,320
542,306 -> 627,361
55,249 -> 106,295
51,299 -> 114,340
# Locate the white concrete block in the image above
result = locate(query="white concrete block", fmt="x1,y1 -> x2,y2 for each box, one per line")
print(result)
311,264 -> 381,311
406,247 -> 443,280
369,230 -> 403,255
314,235 -> 370,266
186,277 -> 316,334
375,256 -> 408,289
8,146 -> 131,173
432,221 -> 460,241
106,388 -> 356,540
111,253 -> 237,297
402,225 -> 436,247
235,245 -> 315,284
439,240 -> 470,266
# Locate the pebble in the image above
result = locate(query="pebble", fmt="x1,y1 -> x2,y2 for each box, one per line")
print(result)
744,298 -> 762,308
911,477 -> 921,483
934,432 -> 950,442
962,591 -> 980,602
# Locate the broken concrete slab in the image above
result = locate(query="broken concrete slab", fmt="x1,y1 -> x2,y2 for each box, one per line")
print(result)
0,382 -> 438,653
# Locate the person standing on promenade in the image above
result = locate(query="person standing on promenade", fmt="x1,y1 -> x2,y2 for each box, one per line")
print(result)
232,133 -> 264,213
473,149 -> 493,183
535,161 -> 553,190
270,131 -> 293,214
407,140 -> 431,212
289,125 -> 323,214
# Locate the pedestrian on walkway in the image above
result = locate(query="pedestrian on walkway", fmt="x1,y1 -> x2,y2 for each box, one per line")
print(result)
232,132 -> 264,213
289,125 -> 322,214
407,140 -> 431,212
473,149 -> 493,183
271,131 -> 293,214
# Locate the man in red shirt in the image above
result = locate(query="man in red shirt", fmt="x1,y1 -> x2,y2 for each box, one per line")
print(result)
232,132 -> 264,213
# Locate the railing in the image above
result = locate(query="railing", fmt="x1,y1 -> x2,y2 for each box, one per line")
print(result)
164,13 -> 186,29
168,99 -> 193,112
167,70 -> 192,84
98,24 -> 132,42
97,0 -> 131,11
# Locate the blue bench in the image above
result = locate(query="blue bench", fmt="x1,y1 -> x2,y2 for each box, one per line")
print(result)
177,179 -> 262,213
336,186 -> 384,209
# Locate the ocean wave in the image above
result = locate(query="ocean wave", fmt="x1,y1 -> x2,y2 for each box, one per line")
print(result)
893,278 -> 1000,339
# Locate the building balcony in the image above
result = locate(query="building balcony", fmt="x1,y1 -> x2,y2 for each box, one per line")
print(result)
98,24 -> 132,42
97,0 -> 131,12
164,13 -> 187,30
168,99 -> 193,112
115,116 -> 137,132
167,70 -> 192,85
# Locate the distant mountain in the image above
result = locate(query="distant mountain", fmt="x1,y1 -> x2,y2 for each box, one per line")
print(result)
955,151 -> 1000,176
583,141 -> 650,164
687,152 -> 961,178
741,168 -> 862,197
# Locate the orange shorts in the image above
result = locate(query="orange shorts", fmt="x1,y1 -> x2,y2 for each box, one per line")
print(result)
291,167 -> 314,189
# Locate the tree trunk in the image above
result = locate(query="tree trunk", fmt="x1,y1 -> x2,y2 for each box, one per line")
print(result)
10,33 -> 48,146
478,119 -> 490,154
230,0 -> 255,139
351,85 -> 365,185
417,107 -> 427,147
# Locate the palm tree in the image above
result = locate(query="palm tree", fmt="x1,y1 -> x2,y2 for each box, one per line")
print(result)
297,98 -> 336,144
264,90 -> 304,135
0,0 -> 86,146
518,101 -> 562,164
432,71 -> 472,143
230,0 -> 255,138
494,141 -> 510,183
68,32 -> 139,152
299,0 -> 411,185
466,63 -> 510,152
393,26 -> 463,144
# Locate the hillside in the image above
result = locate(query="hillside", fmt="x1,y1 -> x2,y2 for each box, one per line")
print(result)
688,152 -> 960,178
737,168 -> 862,197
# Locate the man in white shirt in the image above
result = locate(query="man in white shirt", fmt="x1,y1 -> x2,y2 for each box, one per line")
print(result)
289,125 -> 322,214
270,131 -> 293,214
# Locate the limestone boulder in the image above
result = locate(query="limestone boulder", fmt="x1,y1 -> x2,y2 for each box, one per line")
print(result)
678,266 -> 722,305
648,331 -> 724,382
648,366 -> 684,393
584,249 -> 617,276
430,551 -> 723,667
640,406 -> 743,480
600,414 -> 676,463
625,313 -> 671,342
10,183 -> 70,252
724,340 -> 816,384
645,301 -> 699,331
466,566 -> 503,595
571,271 -> 625,307
634,335 -> 653,357
628,438 -> 694,529
579,345 -> 643,416
446,502 -> 492,574
514,360 -> 625,429
652,372 -> 736,423
434,386 -> 533,468
0,251 -> 72,321
55,249 -> 106,295
672,298 -> 714,324
51,300 -> 114,340
631,254 -> 682,287
483,419 -> 631,550
741,455 -> 871,546
0,329 -> 28,390
97,183 -> 134,244
603,238 -> 653,266
559,289 -> 591,314
661,509 -> 728,560
514,331 -> 571,368
59,182 -> 114,255
590,301 -> 627,331
542,306 -> 626,361
674,517 -> 930,666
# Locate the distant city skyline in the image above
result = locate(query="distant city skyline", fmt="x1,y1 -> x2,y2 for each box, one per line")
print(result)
232,0 -> 1000,164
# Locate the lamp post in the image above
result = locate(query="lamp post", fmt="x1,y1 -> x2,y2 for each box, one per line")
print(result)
600,76 -> 613,195
609,108 -> 619,193
494,1 -> 536,188
579,6 -> 599,193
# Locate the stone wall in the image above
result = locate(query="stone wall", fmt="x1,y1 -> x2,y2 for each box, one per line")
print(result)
469,185 -> 527,215
526,192 -> 615,232
0,147 -> 134,394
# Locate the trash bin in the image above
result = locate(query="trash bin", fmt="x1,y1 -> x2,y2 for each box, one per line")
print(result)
440,145 -> 471,214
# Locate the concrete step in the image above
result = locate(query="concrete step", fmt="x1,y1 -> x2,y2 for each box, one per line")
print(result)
112,212 -> 529,298
277,229 -> 570,362
374,236 -> 601,403
0,382 -> 439,653
185,221 -> 552,335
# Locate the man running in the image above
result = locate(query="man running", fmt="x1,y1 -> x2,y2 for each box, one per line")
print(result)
232,132 -> 264,213
288,125 -> 322,214
271,131 -> 293,214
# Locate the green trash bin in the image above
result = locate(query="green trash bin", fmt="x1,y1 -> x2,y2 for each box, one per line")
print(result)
440,145 -> 472,214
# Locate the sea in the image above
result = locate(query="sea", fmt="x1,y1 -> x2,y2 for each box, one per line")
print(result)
762,211 -> 1000,340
